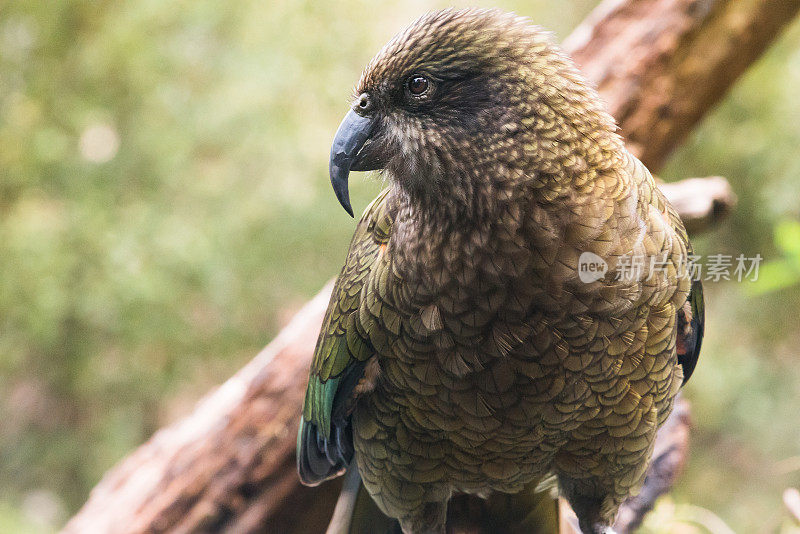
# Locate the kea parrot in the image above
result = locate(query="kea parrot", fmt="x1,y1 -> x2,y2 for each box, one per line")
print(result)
297,8 -> 704,534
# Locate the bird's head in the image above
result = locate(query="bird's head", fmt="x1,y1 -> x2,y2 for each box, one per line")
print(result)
329,8 -> 622,217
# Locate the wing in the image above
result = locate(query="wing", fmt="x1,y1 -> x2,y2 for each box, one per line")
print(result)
676,273 -> 704,385
298,189 -> 393,486
631,152 -> 704,386
663,187 -> 704,386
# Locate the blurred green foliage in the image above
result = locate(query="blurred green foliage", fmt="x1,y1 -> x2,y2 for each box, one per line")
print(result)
1,1 -> 799,532
748,219 -> 800,295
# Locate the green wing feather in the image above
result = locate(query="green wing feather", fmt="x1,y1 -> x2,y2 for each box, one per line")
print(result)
298,189 -> 393,485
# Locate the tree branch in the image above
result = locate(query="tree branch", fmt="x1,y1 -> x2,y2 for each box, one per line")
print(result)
659,176 -> 736,234
565,0 -> 800,170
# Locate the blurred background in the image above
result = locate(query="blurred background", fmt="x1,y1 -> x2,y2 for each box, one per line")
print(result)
2,0 -> 800,532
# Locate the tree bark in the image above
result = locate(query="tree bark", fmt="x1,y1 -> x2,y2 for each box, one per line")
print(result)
564,0 -> 800,170
64,0 -> 795,532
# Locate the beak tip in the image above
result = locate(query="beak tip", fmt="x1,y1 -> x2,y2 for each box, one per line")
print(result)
328,109 -> 375,221
329,165 -> 354,218
342,198 -> 354,218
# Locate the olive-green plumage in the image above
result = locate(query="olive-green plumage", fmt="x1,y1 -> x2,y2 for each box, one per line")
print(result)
298,8 -> 703,534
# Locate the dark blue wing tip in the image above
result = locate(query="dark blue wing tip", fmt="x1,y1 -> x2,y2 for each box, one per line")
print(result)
679,279 -> 704,385
297,418 -> 351,486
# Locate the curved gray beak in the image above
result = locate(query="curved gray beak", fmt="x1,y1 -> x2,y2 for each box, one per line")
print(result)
329,110 -> 381,217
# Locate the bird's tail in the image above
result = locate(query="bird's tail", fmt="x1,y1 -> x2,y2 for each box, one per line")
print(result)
325,464 -> 400,534
325,465 -> 561,534
460,476 -> 562,534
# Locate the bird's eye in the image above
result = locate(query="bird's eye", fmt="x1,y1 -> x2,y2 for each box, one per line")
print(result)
407,75 -> 429,96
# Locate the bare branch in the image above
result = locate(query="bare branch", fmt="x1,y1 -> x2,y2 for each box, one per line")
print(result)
566,0 -> 800,171
660,176 -> 737,234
